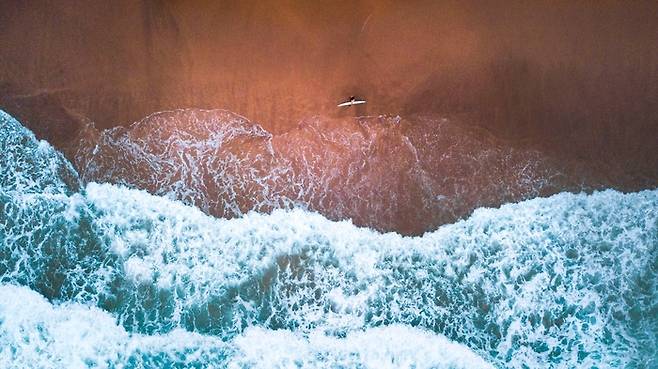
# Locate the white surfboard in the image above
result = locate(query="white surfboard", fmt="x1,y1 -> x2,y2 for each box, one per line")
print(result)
337,99 -> 366,107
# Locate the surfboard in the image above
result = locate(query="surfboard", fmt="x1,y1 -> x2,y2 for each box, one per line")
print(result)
337,100 -> 366,107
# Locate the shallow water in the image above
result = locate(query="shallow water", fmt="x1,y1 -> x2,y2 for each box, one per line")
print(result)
71,108 -> 603,235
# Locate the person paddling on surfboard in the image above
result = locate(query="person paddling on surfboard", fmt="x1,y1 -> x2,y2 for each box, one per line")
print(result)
337,96 -> 366,107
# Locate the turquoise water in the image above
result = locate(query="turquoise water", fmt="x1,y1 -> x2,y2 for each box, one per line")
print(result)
0,110 -> 656,368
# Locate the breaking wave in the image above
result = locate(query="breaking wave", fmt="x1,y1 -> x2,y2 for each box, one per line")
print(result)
0,285 -> 492,369
1,110 -> 656,368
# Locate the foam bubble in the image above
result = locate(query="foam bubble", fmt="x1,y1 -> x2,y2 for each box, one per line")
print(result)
231,325 -> 494,369
0,110 -> 81,195
0,285 -> 492,369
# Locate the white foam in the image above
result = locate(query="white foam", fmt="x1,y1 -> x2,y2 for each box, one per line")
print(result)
0,284 -> 240,368
0,284 -> 127,369
79,181 -> 658,367
0,285 -> 492,369
232,325 -> 494,369
0,110 -> 81,195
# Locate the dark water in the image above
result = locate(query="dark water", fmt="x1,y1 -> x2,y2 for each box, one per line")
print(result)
1,110 -> 657,368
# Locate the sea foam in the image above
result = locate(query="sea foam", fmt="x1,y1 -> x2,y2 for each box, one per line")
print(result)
0,284 -> 493,369
2,179 -> 655,367
1,109 -> 656,368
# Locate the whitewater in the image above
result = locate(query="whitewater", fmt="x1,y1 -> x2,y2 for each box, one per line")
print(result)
0,109 -> 656,368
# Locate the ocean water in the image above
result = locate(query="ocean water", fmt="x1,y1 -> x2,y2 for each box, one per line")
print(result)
1,109 -> 657,368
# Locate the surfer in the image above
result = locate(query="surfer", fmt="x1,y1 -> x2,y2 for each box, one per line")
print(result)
337,96 -> 366,107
